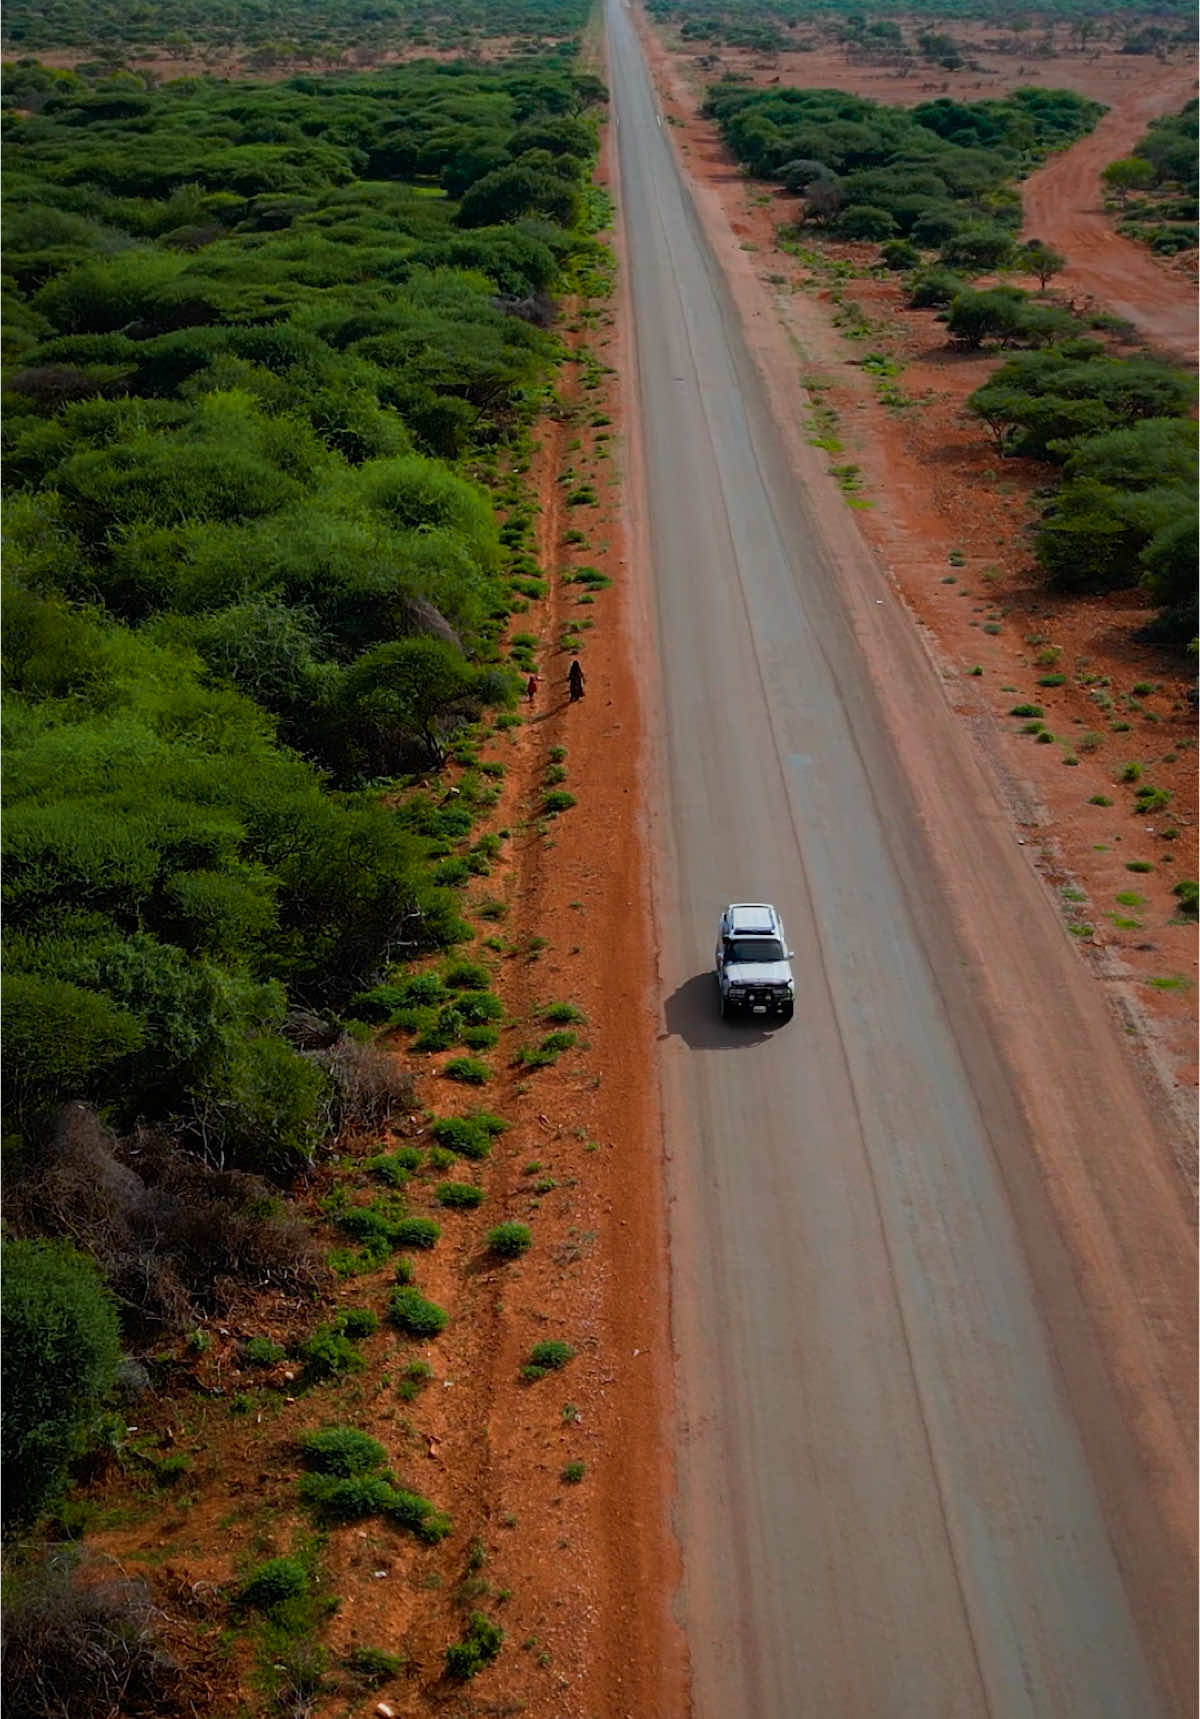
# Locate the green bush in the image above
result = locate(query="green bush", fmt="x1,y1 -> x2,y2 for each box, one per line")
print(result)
242,1336 -> 287,1366
487,1222 -> 532,1258
442,960 -> 491,991
300,1325 -> 366,1381
1172,880 -> 1199,916
542,789 -> 576,814
444,1056 -> 490,1084
436,1181 -> 486,1208
1,1239 -> 121,1526
240,1558 -> 308,1611
300,1426 -> 387,1476
445,1612 -> 504,1681
430,1111 -> 508,1159
521,1338 -> 575,1380
334,1307 -> 379,1340
344,1645 -> 405,1686
390,1287 -> 448,1337
392,1218 -> 441,1250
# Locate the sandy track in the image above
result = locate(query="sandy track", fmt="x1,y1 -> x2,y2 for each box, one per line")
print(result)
611,1 -> 1197,1713
1022,93 -> 1198,362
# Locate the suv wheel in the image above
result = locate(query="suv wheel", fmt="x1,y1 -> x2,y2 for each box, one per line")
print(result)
779,1002 -> 794,1023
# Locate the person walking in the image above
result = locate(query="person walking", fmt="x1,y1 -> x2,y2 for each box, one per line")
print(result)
567,658 -> 585,702
525,673 -> 538,704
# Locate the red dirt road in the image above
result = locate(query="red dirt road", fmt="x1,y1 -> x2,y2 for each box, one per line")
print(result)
1023,86 -> 1199,362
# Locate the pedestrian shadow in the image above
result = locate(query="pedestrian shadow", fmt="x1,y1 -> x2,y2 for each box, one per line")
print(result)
661,973 -> 774,1050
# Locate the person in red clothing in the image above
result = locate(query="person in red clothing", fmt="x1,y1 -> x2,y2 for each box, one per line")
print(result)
525,674 -> 538,703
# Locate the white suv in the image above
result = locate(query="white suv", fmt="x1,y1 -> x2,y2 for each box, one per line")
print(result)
715,903 -> 795,1021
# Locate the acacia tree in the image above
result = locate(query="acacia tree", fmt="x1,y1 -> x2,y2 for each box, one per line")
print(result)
1022,239 -> 1067,291
1102,157 -> 1154,205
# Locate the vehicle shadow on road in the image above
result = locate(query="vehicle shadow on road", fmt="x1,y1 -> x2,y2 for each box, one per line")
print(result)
661,973 -> 774,1050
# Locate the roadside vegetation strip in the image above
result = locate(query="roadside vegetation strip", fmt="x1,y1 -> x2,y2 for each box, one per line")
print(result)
1,0 -> 590,60
1104,100 -> 1199,257
0,23 -> 624,1710
701,78 -> 1197,645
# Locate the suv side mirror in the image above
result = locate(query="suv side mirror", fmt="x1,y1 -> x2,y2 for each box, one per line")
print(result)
786,950 -> 794,959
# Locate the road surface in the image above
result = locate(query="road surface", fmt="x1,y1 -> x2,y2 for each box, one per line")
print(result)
606,2 -> 1173,1714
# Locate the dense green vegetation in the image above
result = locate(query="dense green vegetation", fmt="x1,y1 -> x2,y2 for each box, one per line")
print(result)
1,50 -> 605,1531
2,0 -> 590,60
647,0 -> 1193,52
1105,99 -> 1198,255
967,354 -> 1197,634
704,81 -> 1104,256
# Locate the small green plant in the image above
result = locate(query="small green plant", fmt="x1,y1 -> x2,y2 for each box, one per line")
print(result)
301,1427 -> 387,1477
443,961 -> 491,991
1125,861 -> 1154,874
521,1340 -> 575,1381
390,1288 -> 449,1337
436,1181 -> 486,1208
1119,762 -> 1142,783
1114,892 -> 1145,908
541,1030 -> 577,1053
391,1218 -> 440,1250
542,1001 -> 585,1025
444,1057 -> 491,1085
300,1326 -> 366,1382
542,790 -> 576,815
343,1646 -> 404,1687
948,549 -> 966,567
1009,704 -> 1043,718
397,1361 -> 433,1402
1172,880 -> 1199,916
561,1461 -> 585,1484
1038,673 -> 1067,687
240,1558 -> 308,1612
445,1612 -> 504,1681
365,1147 -> 422,1186
242,1337 -> 286,1367
1088,794 -> 1113,807
487,1223 -> 532,1259
431,1112 -> 509,1160
1134,785 -> 1172,815
336,1308 -> 380,1340
1131,682 -> 1155,696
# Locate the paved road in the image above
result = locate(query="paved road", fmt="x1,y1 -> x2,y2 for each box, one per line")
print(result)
606,4 -> 1167,1715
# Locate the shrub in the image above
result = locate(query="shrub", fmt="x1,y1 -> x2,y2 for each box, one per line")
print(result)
487,1223 -> 532,1259
365,1147 -> 422,1186
1,1239 -> 121,1526
880,238 -> 921,271
540,1030 -> 577,1054
390,1287 -> 448,1337
242,1336 -> 286,1367
522,1339 -> 575,1380
300,1426 -> 387,1477
240,1558 -> 308,1611
907,267 -> 965,308
430,1111 -> 508,1160
542,1001 -> 585,1024
561,1461 -> 585,1484
442,961 -> 491,991
436,1182 -> 486,1208
344,1645 -> 405,1687
1,1551 -> 173,1719
835,203 -> 896,240
1172,880 -> 1199,916
336,1308 -> 380,1339
297,1471 -> 395,1521
542,790 -> 576,814
300,1326 -> 366,1381
1010,704 -> 1044,718
445,1612 -> 504,1681
444,1056 -> 490,1085
1134,785 -> 1172,814
392,1218 -> 441,1250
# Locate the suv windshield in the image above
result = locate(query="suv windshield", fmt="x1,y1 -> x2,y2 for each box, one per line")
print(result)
729,937 -> 784,963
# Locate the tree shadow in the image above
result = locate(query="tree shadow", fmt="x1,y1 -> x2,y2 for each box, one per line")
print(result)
661,972 -> 774,1050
